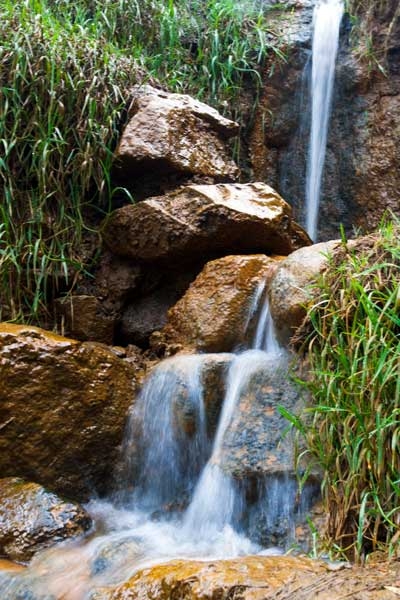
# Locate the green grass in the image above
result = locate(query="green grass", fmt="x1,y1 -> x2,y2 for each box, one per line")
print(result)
345,0 -> 400,74
0,0 -> 286,325
292,219 -> 400,561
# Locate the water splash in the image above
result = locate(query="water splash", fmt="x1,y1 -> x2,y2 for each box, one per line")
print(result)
305,0 -> 344,241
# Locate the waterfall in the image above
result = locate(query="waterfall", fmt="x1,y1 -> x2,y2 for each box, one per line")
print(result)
2,289 -> 315,598
305,0 -> 344,241
183,288 -> 283,538
119,354 -> 209,511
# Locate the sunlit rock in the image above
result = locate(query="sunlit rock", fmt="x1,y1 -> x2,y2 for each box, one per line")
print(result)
102,182 -> 311,264
158,254 -> 276,353
114,84 -> 239,183
0,324 -> 137,501
269,240 -> 339,344
0,478 -> 91,562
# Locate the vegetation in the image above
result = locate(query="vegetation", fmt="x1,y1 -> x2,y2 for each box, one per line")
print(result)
292,219 -> 400,561
345,0 -> 400,73
0,0 -> 285,325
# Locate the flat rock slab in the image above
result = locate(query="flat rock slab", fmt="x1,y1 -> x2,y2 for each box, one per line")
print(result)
102,556 -> 326,600
102,183 -> 311,264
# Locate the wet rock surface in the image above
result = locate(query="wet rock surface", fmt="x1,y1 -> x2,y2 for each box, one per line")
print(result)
159,254 -> 276,353
113,84 -> 239,198
102,183 -> 311,264
102,556 -> 326,599
269,240 -> 339,344
0,478 -> 91,563
248,1 -> 400,241
0,324 -> 137,501
220,358 -> 303,480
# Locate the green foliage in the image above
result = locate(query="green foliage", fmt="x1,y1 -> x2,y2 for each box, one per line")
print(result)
293,219 -> 400,561
0,0 -> 285,325
345,0 -> 400,74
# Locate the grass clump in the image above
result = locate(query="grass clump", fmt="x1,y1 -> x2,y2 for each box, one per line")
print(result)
293,219 -> 400,561
0,0 -> 143,324
345,0 -> 400,74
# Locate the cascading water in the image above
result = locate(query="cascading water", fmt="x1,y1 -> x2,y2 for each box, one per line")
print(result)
118,354 -> 209,511
305,0 -> 344,241
183,285 -> 284,539
0,287 -> 315,599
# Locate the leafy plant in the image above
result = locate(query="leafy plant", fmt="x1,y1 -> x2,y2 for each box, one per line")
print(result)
292,218 -> 400,561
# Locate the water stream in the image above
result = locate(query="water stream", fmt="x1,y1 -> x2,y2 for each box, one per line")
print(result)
0,289 -> 313,598
305,0 -> 344,241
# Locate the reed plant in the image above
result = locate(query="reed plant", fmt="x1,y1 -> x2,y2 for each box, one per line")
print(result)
292,219 -> 400,561
1,0 -> 285,325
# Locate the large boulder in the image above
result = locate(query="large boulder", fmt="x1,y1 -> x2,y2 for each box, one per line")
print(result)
0,324 -> 137,501
102,556 -> 326,600
102,183 -> 311,264
0,478 -> 91,562
220,352 -> 302,481
114,84 -> 239,185
158,255 -> 277,353
269,241 -> 339,345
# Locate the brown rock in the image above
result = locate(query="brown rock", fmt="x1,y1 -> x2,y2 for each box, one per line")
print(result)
159,255 -> 276,353
115,84 -> 239,182
55,295 -> 114,344
0,478 -> 91,563
269,241 -> 339,345
102,183 -> 311,264
0,324 -> 137,501
105,556 -> 326,600
92,252 -> 142,313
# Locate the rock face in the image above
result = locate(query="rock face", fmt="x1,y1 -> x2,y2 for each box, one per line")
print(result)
220,356 -> 303,480
0,478 -> 91,562
248,1 -> 400,241
113,84 -> 239,198
104,556 -> 326,600
159,255 -> 277,353
269,241 -> 339,344
102,183 -> 311,264
0,324 -> 137,501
